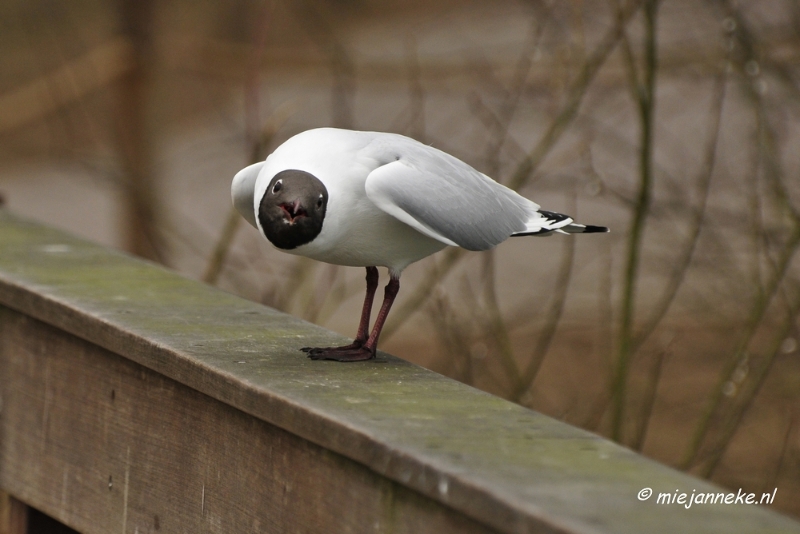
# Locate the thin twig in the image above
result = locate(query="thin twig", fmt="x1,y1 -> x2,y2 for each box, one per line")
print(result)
404,35 -> 426,141
202,100 -> 297,285
0,38 -> 134,133
289,0 -> 355,129
508,0 -> 644,192
481,251 -> 524,392
610,0 -> 660,444
512,191 -> 578,402
466,93 -> 529,167
316,274 -> 363,327
382,3 -> 641,341
682,222 -> 800,469
631,336 -> 673,451
681,32 -> 800,468
303,264 -> 342,323
694,106 -> 800,470
428,285 -> 477,385
580,236 -> 616,433
762,412 -> 796,495
699,275 -> 800,477
202,209 -> 242,284
484,15 -> 550,178
631,69 -> 727,352
270,256 -> 318,313
381,248 -> 466,342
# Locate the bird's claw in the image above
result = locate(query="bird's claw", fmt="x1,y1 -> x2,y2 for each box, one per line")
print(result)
301,345 -> 375,362
301,339 -> 364,354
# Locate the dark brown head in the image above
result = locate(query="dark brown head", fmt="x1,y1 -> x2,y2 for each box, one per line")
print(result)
258,169 -> 328,250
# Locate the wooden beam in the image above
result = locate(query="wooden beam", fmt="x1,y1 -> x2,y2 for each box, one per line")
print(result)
0,306 -> 492,534
0,210 -> 798,533
0,493 -> 27,534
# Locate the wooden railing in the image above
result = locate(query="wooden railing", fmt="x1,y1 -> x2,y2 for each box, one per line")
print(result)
0,210 -> 798,534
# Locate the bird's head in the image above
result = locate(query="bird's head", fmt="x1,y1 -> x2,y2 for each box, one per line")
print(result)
258,169 -> 328,250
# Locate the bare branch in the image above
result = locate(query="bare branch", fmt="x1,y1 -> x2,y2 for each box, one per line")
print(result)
631,65 -> 728,352
508,0 -> 644,192
610,0 -> 660,444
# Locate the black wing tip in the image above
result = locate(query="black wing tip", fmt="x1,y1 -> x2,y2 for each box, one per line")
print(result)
582,225 -> 609,233
537,210 -> 571,223
511,229 -> 554,237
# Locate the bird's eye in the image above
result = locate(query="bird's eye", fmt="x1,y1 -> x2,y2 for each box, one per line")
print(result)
272,180 -> 282,194
316,195 -> 323,209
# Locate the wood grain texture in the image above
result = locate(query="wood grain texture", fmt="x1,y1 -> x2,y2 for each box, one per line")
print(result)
0,210 -> 799,533
0,308 -> 495,534
0,492 -> 28,534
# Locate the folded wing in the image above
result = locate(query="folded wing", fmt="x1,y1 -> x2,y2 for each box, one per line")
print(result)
231,161 -> 265,229
364,142 -> 539,251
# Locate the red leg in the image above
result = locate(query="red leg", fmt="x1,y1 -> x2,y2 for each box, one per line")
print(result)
353,266 -> 379,344
306,273 -> 400,362
302,267 -> 380,358
361,276 -> 399,354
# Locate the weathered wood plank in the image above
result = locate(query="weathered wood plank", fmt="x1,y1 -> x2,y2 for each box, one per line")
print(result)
0,492 -> 27,534
0,307 -> 494,534
0,210 -> 799,533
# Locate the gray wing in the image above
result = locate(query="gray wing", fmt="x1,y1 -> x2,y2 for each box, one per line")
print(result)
231,161 -> 265,229
364,140 -> 539,251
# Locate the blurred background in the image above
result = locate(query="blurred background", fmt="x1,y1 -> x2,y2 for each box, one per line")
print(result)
1,0 -> 799,518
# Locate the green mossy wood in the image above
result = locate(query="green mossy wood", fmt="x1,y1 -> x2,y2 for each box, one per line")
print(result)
0,210 -> 798,533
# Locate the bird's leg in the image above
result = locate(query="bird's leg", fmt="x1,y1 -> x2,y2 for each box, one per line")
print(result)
361,276 -> 399,354
353,266 -> 380,346
305,274 -> 400,362
301,266 -> 379,357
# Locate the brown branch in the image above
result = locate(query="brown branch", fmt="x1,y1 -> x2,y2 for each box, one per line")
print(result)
631,65 -> 729,353
508,0 -> 644,192
203,98 -> 297,286
681,16 -> 800,468
580,237 -> 617,433
466,93 -> 529,167
682,224 -> 800,471
117,0 -> 163,262
203,209 -> 243,285
511,194 -> 578,402
480,251 -> 524,392
0,38 -> 133,133
382,2 -> 641,343
699,275 -> 800,478
404,35 -> 426,141
631,337 -> 672,451
610,0 -> 660,444
484,15 -> 551,178
289,0 -> 355,129
381,248 -> 466,342
428,285 -> 478,385
762,412 -> 796,495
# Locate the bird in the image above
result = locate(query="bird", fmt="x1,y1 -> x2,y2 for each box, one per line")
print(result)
232,127 -> 607,362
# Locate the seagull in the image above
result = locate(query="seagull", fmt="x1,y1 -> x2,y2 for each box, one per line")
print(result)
232,127 -> 607,362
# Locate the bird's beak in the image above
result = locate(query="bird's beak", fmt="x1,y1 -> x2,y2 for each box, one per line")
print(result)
280,199 -> 308,223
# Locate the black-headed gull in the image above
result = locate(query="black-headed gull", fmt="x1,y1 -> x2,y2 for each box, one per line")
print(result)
232,127 -> 607,361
